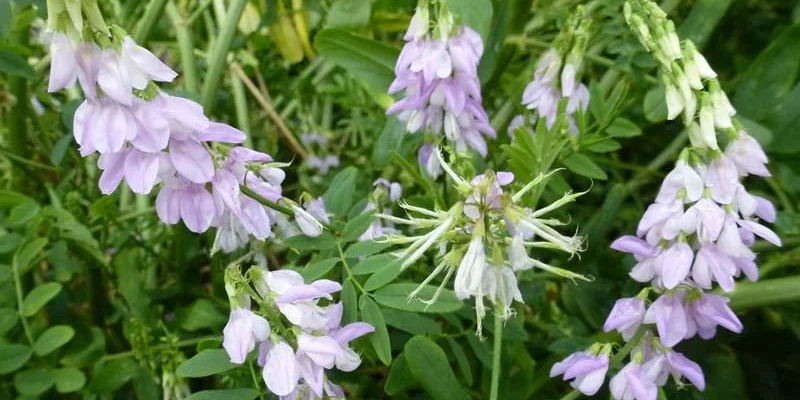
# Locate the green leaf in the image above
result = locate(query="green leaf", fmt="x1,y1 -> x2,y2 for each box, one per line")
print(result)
322,166 -> 359,216
0,0 -> 11,38
0,307 -> 17,335
325,0 -> 371,29
404,336 -> 469,400
765,82 -> 800,153
344,241 -> 391,258
445,337 -> 473,386
448,0 -> 493,41
351,253 -> 397,276
6,201 -> 40,227
372,119 -> 406,167
562,153 -> 608,180
60,326 -> 106,368
382,307 -> 441,335
0,344 -> 32,374
606,117 -> 642,138
374,283 -> 463,313
14,368 -> 54,395
342,279 -> 358,324
0,264 -> 10,284
704,354 -> 747,400
677,0 -> 734,48
359,296 -> 391,365
586,139 -> 622,153
0,233 -> 22,254
363,258 -> 403,291
53,368 -> 86,393
341,212 -> 376,242
176,299 -> 227,332
0,49 -> 35,80
33,325 -> 75,356
90,358 -> 140,393
384,352 -> 416,395
0,189 -> 36,208
301,258 -> 339,281
643,85 -> 667,123
284,232 -> 338,252
185,389 -> 261,400
21,282 -> 62,317
176,349 -> 238,378
13,237 -> 49,274
738,115 -> 774,148
314,29 -> 400,91
733,24 -> 800,121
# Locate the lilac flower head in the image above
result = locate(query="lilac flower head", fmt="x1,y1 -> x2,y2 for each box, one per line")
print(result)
604,297 -> 646,341
550,351 -> 610,396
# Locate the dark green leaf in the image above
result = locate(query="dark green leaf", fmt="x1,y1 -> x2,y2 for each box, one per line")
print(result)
448,0 -> 493,41
90,358 -> 140,393
586,139 -> 622,153
322,166 -> 359,216
606,117 -> 642,138
351,253 -> 397,275
372,119 -> 406,167
359,296 -> 391,365
14,368 -> 54,395
301,258 -> 339,281
6,201 -> 40,227
344,241 -> 391,258
325,0 -> 371,29
562,153 -> 608,180
21,282 -> 62,317
342,279 -> 358,324
176,299 -> 227,332
284,232 -> 338,252
341,212 -> 376,242
0,49 -> 35,79
677,0 -> 734,48
445,337 -> 473,386
0,233 -> 21,254
374,283 -> 463,313
381,307 -> 441,335
363,258 -> 403,291
0,0 -> 11,38
384,352 -> 416,395
0,264 -> 10,284
643,85 -> 667,123
13,237 -> 48,273
0,344 -> 32,374
404,336 -> 469,400
314,29 -> 399,91
33,325 -> 75,356
766,82 -> 800,153
177,349 -> 238,378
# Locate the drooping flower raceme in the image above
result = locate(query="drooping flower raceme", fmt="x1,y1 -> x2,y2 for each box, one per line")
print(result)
379,148 -> 585,334
223,267 -> 374,399
47,19 -> 327,253
550,1 -> 781,398
387,1 -> 496,174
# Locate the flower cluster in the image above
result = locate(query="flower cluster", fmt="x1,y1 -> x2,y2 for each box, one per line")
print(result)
551,2 -> 781,398
301,131 -> 340,175
46,9 -> 327,254
359,179 -> 403,241
511,9 -> 591,135
380,148 -> 585,333
387,1 -> 496,175
223,266 -> 374,399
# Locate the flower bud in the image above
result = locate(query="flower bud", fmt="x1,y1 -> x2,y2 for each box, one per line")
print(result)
664,78 -> 684,120
699,93 -> 719,149
681,42 -> 704,90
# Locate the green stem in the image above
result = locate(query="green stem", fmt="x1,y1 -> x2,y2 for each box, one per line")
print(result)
200,0 -> 249,113
7,26 -> 31,189
240,186 -> 294,215
489,311 -> 503,400
726,276 -> 800,310
766,177 -> 796,213
231,71 -> 252,147
337,241 -> 368,295
186,0 -> 215,26
611,326 -> 648,367
101,335 -> 219,362
248,359 -> 267,400
166,2 -> 199,93
133,0 -> 169,43
12,261 -> 33,344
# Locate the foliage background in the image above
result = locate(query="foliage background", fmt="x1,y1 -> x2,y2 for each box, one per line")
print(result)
1,0 -> 800,398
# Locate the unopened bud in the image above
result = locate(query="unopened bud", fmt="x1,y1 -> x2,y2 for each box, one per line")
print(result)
699,93 -> 719,149
63,0 -> 83,35
664,77 -> 684,120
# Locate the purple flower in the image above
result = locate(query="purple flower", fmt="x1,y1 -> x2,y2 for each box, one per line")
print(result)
691,244 -> 736,291
705,156 -> 739,204
611,236 -> 659,259
261,340 -> 300,396
418,144 -> 442,177
610,362 -> 658,400
655,161 -> 704,204
550,351 -> 609,396
643,291 -> 689,347
604,297 -> 646,341
48,33 -> 78,93
688,293 -> 743,339
726,132 -> 770,177
665,351 -> 705,390
658,242 -> 694,289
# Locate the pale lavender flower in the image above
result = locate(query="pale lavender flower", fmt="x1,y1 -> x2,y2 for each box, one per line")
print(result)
643,291 -> 689,347
609,362 -> 658,400
223,308 -> 270,364
417,144 -> 442,177
687,292 -> 743,339
550,351 -> 610,396
262,340 -> 301,396
48,32 -> 78,92
725,132 -> 770,177
453,235 -> 487,300
604,297 -> 646,341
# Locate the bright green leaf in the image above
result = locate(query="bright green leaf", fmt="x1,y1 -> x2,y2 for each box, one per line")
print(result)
341,212 -> 376,242
325,0 -> 371,29
351,254 -> 398,276
177,299 -> 227,332
284,232 -> 338,252
381,307 -> 441,335
53,368 -> 86,393
176,349 -> 237,378
448,0 -> 493,41
0,49 -> 36,80
14,368 -> 55,395
606,117 -> 642,138
384,352 -> 416,395
643,85 -> 667,123
33,325 -> 75,356
301,258 -> 339,281
363,258 -> 403,291
322,166 -> 359,216
185,388 -> 261,400
13,237 -> 49,274
89,358 -> 140,393
6,201 -> 40,227
0,344 -> 32,374
344,241 -> 391,258
0,233 -> 22,254
21,282 -> 62,317
314,29 -> 399,91
342,279 -> 358,324
562,153 -> 608,180
404,336 -> 469,400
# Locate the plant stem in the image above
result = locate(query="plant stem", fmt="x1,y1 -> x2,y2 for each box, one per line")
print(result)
231,63 -> 308,158
726,276 -> 800,310
166,2 -> 199,93
337,241 -> 368,295
489,311 -> 503,400
12,261 -> 33,344
7,28 -> 31,189
240,186 -> 294,216
133,0 -> 169,43
101,335 -> 220,362
200,0 -> 248,113
231,71 -> 253,147
611,326 -> 647,367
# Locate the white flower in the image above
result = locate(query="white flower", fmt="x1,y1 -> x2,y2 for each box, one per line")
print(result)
222,308 -> 270,364
262,341 -> 300,396
453,235 -> 487,299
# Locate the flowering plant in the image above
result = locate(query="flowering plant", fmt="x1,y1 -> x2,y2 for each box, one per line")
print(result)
0,0 -> 798,399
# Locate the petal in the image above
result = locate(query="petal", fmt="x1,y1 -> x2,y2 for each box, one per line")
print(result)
156,187 -> 181,224
660,242 -> 694,289
97,151 -> 127,194
333,322 -> 375,344
122,36 -> 177,83
124,150 -> 160,194
195,122 -> 247,143
169,139 -> 215,183
180,186 -> 216,233
97,50 -> 132,105
262,342 -> 300,396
